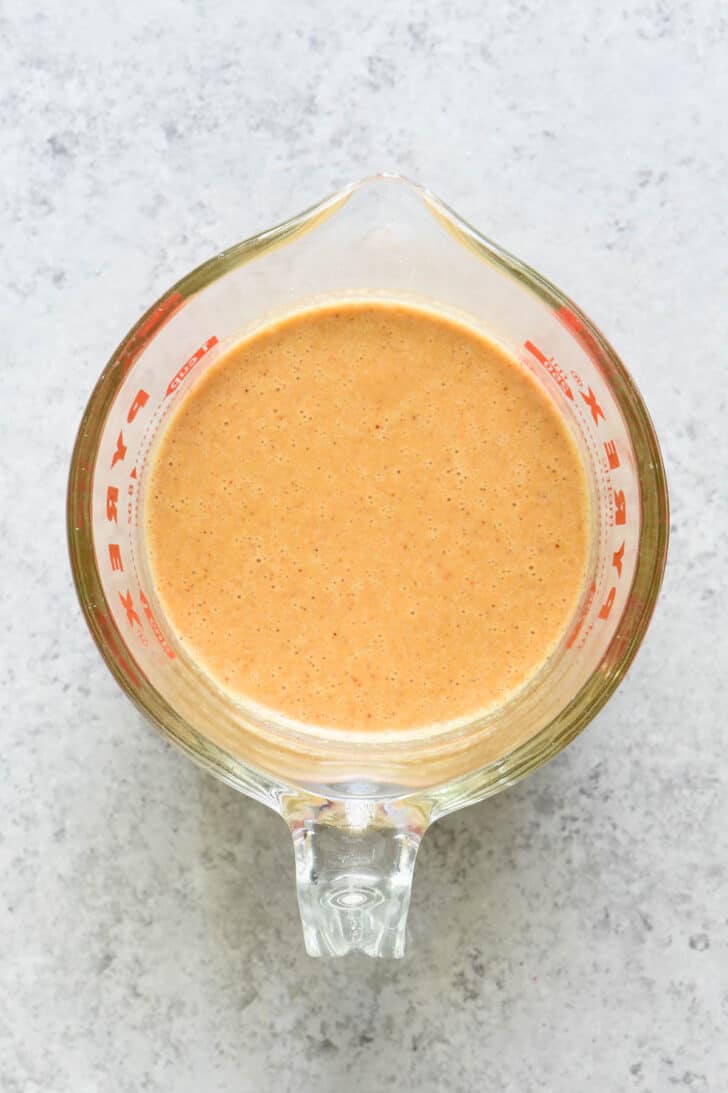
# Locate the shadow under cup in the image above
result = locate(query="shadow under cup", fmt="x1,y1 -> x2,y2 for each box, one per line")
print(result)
68,176 -> 668,956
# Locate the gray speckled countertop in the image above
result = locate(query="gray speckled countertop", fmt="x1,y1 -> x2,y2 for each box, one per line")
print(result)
2,2 -> 726,1090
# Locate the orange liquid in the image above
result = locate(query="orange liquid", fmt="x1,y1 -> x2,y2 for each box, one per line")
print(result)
145,302 -> 590,731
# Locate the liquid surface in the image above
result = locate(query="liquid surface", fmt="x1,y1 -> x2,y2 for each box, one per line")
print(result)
145,302 -> 590,731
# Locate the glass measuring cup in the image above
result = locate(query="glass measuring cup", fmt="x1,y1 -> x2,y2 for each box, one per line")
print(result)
67,175 -> 668,958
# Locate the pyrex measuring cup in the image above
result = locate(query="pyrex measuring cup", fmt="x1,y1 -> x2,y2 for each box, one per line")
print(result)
68,175 -> 668,957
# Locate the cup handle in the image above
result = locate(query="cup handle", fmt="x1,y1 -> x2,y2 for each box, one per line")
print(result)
283,795 -> 430,958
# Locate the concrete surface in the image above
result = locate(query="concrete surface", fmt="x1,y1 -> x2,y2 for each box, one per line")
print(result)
1,1 -> 726,1090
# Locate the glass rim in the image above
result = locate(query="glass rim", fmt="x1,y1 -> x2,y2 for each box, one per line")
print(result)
67,174 -> 669,798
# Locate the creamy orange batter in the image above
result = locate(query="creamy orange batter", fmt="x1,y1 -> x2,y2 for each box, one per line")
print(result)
145,302 -> 590,731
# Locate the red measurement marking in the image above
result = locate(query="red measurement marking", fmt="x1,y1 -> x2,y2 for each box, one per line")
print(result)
119,589 -> 141,628
127,388 -> 150,423
614,489 -> 627,526
612,541 -> 625,578
165,336 -> 219,397
604,440 -> 620,470
106,485 -> 119,523
108,543 -> 124,572
130,466 -> 137,479
92,606 -> 141,688
598,542 -> 627,623
139,590 -> 176,659
524,340 -> 574,400
598,586 -> 616,620
119,292 -> 184,374
111,431 -> 127,468
555,305 -> 606,370
580,387 -> 605,426
567,579 -> 596,649
525,340 -> 548,364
